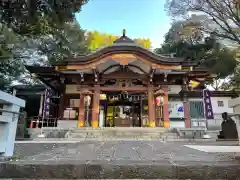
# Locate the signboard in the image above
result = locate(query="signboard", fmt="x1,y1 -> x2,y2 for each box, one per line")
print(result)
70,99 -> 80,107
168,101 -> 184,118
43,88 -> 53,118
203,89 -> 214,119
168,85 -> 182,94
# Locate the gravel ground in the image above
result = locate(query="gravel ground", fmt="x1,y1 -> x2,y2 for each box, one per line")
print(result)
13,140 -> 239,164
1,140 -> 238,179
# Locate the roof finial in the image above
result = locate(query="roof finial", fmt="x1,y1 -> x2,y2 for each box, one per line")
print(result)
123,29 -> 126,37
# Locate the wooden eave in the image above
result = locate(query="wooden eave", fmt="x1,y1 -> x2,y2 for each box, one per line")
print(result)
25,66 -> 59,75
179,90 -> 238,98
13,84 -> 46,91
25,66 -> 62,91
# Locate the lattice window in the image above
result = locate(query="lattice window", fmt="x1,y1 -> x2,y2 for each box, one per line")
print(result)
217,100 -> 224,107
189,101 -> 204,118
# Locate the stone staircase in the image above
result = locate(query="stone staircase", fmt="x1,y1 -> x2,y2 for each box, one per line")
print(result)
65,127 -> 175,140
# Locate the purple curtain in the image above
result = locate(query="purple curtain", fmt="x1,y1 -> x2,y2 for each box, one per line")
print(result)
203,89 -> 214,119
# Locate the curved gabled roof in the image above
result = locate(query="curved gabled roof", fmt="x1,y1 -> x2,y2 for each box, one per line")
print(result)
60,30 -> 197,66
65,44 -> 185,65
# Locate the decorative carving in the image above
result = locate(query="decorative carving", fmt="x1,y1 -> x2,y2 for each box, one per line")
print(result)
102,79 -> 145,87
111,54 -> 136,60
116,79 -> 132,87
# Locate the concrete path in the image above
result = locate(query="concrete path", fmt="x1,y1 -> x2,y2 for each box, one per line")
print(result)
1,140 -> 240,179
185,145 -> 240,152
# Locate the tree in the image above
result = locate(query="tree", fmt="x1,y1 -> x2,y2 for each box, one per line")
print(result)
218,47 -> 240,91
155,20 -> 211,61
0,0 -> 88,35
0,1 -> 89,91
155,20 -> 237,89
134,38 -> 151,49
34,20 -> 89,65
0,23 -> 25,91
86,31 -> 152,50
166,0 -> 240,45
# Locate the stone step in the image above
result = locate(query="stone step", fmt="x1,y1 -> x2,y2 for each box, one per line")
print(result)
67,131 -> 166,139
66,127 -> 173,140
69,127 -> 167,133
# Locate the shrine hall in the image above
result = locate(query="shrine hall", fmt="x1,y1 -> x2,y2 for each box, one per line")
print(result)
25,30 -> 215,128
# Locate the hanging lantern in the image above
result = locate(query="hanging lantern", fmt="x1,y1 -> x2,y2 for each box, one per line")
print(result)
84,95 -> 91,106
156,96 -> 164,106
156,96 -> 161,106
144,106 -> 148,110
100,94 -> 107,100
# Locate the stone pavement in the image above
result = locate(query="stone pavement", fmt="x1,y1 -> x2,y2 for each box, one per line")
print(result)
0,140 -> 240,179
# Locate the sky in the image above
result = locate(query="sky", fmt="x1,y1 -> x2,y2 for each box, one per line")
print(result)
76,0 -> 171,49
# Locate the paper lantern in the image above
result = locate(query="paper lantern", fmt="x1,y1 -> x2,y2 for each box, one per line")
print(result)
100,94 -> 107,100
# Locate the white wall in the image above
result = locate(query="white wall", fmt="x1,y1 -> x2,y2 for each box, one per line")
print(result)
229,97 -> 240,114
211,97 -> 233,114
189,97 -> 233,116
189,96 -> 234,130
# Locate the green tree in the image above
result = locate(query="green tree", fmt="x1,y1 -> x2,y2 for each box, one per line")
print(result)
0,1 -> 89,91
0,23 -> 24,91
155,20 -> 211,61
35,20 -> 89,65
0,0 -> 88,35
166,0 -> 240,44
155,20 -> 237,90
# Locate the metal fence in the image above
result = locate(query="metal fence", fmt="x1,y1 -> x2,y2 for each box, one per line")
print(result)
27,116 -> 58,128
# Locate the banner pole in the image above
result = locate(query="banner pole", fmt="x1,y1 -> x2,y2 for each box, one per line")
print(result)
38,88 -> 47,137
202,89 -> 207,131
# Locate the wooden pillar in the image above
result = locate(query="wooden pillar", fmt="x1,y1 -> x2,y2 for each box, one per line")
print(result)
183,97 -> 191,128
58,93 -> 65,119
148,85 -> 155,127
91,85 -> 100,128
38,93 -> 44,116
182,78 -> 191,128
78,94 -> 85,128
162,85 -> 170,128
58,84 -> 66,119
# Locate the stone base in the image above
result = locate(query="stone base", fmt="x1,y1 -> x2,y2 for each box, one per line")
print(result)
27,128 -> 69,139
1,162 -> 240,179
57,120 -> 78,129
